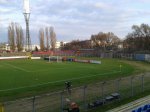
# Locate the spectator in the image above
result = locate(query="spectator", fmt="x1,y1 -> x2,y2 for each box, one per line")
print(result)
63,102 -> 80,112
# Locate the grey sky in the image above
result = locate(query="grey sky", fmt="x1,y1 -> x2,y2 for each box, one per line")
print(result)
0,0 -> 150,44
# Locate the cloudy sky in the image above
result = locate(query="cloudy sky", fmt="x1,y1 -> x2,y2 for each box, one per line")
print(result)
0,0 -> 150,44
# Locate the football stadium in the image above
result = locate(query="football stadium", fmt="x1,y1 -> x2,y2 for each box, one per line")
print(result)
0,52 -> 150,112
1,0 -> 150,112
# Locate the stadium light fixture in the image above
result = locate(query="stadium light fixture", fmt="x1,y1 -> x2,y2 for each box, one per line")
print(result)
23,0 -> 31,51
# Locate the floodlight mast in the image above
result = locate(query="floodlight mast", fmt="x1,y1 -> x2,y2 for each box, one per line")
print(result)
23,0 -> 31,51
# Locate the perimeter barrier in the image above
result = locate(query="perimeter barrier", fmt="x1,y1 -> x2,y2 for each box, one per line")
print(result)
1,72 -> 150,112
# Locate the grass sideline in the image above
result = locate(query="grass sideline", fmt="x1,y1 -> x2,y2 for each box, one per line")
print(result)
0,58 -> 145,101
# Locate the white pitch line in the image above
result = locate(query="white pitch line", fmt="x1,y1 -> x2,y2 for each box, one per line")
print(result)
4,63 -> 31,72
27,67 -> 67,72
0,70 -> 121,92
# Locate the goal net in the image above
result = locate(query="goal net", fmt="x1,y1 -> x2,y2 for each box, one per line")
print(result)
48,56 -> 62,62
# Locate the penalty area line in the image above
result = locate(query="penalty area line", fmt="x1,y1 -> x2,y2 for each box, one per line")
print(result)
0,70 -> 121,92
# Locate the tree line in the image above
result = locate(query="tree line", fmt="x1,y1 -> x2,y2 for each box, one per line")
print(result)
39,27 -> 56,51
5,22 -> 150,53
8,22 -> 24,51
61,32 -> 121,51
62,23 -> 150,53
7,22 -> 56,52
123,24 -> 150,53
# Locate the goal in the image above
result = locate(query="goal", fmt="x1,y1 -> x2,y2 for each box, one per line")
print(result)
48,56 -> 62,63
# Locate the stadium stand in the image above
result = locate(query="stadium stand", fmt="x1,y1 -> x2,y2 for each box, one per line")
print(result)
88,93 -> 120,109
132,104 -> 150,112
0,52 -> 27,57
32,50 -> 75,57
107,95 -> 150,112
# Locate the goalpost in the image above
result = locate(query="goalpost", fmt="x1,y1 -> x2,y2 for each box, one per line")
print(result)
49,56 -> 50,62
48,56 -> 62,63
57,56 -> 62,63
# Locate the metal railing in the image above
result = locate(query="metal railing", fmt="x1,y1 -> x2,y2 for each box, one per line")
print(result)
2,72 -> 150,112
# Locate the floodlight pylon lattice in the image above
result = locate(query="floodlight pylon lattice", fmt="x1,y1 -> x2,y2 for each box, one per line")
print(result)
24,13 -> 31,51
23,0 -> 31,51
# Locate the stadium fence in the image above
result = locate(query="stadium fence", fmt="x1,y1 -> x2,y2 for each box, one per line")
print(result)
1,72 -> 150,112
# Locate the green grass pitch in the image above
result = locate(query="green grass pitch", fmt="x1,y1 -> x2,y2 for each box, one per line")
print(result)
0,58 -> 135,100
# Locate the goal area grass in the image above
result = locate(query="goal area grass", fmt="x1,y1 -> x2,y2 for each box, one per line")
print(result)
0,58 -> 136,100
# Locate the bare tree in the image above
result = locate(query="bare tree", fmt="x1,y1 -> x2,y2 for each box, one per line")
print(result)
8,22 -> 15,51
15,23 -> 24,51
39,28 -> 45,51
38,26 -> 57,51
45,27 -> 49,50
91,32 -> 120,51
61,40 -> 91,50
8,22 -> 24,52
49,27 -> 56,51
124,23 -> 150,53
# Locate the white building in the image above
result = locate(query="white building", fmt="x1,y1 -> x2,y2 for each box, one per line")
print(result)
1,41 -> 67,52
52,41 -> 67,49
23,44 -> 40,51
5,44 -> 11,51
55,42 -> 61,49
0,44 -> 11,51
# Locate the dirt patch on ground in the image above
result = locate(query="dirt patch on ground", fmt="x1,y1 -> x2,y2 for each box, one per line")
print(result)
120,60 -> 150,72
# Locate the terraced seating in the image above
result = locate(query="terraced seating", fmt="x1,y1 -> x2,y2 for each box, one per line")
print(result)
132,104 -> 150,112
88,93 -> 120,109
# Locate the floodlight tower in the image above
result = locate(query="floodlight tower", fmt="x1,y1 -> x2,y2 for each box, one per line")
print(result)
23,0 -> 31,51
